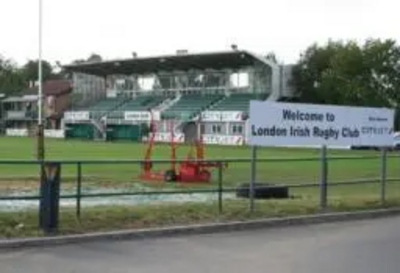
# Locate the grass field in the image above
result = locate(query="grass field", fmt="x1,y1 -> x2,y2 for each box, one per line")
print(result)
0,136 -> 399,182
0,136 -> 399,193
0,136 -> 399,237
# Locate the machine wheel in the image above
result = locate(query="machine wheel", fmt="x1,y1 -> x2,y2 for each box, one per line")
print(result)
236,183 -> 289,199
164,170 -> 177,183
199,169 -> 211,182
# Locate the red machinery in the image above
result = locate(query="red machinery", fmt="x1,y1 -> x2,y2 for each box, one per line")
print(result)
139,112 -> 224,183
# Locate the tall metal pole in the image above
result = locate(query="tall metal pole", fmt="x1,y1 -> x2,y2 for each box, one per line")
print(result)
37,0 -> 45,160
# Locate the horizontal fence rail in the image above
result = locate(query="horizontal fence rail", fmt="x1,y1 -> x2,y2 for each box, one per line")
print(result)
0,154 -> 399,165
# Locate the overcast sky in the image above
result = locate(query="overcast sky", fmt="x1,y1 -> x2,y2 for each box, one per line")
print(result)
0,0 -> 398,66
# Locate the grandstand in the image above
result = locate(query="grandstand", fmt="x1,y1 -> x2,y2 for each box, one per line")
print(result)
108,95 -> 168,119
162,93 -> 224,120
87,97 -> 126,119
62,49 -> 294,145
211,93 -> 267,112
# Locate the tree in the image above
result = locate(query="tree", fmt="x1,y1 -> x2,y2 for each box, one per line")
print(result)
362,39 -> 400,106
292,39 -> 400,108
0,56 -> 24,94
292,40 -> 345,104
86,53 -> 102,63
58,54 -> 103,80
21,60 -> 54,84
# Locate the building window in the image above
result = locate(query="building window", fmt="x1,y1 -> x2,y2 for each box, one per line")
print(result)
212,124 -> 221,134
232,125 -> 243,134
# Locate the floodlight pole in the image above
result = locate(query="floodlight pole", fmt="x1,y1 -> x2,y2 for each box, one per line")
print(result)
37,0 -> 45,161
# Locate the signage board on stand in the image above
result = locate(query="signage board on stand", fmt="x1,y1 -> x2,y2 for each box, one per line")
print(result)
249,101 -> 395,147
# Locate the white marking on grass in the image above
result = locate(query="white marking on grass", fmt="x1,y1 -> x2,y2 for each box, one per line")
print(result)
0,186 -> 236,212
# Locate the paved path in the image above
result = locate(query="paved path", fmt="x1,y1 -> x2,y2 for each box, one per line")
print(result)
1,216 -> 400,273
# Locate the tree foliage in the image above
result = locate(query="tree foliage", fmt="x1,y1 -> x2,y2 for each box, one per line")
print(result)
0,56 -> 69,95
86,53 -> 102,63
292,39 -> 400,108
0,56 -> 25,94
21,60 -> 54,83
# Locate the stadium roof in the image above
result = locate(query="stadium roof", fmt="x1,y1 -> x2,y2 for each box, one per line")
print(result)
63,50 -> 267,77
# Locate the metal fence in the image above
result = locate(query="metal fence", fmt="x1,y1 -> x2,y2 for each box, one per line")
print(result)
0,150 -> 399,232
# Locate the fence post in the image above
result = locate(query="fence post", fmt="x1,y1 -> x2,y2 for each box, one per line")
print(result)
380,148 -> 387,205
76,162 -> 82,220
218,162 -> 223,214
319,145 -> 328,210
39,162 -> 61,234
250,145 -> 257,213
